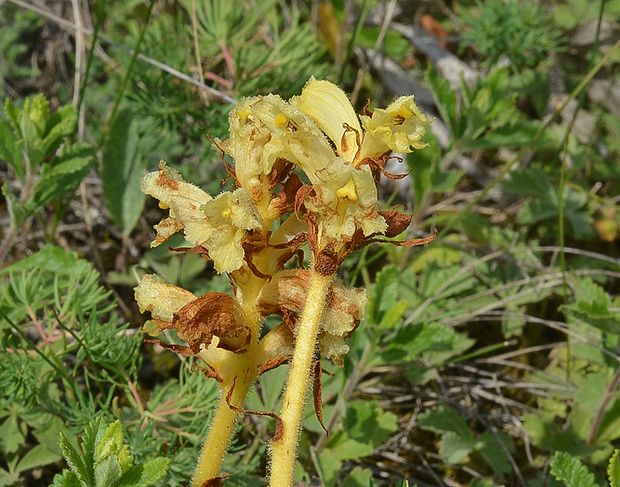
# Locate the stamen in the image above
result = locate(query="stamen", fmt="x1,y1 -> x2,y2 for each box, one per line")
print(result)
221,207 -> 232,218
274,113 -> 288,127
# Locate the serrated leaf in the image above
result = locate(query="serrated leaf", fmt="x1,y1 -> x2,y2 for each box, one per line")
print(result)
380,299 -> 408,328
426,66 -> 459,137
49,470 -> 81,487
94,454 -> 123,487
550,451 -> 601,487
101,109 -> 145,235
41,104 -> 77,155
439,430 -> 474,464
560,278 -> 620,335
0,244 -> 82,275
341,466 -> 373,487
97,421 -> 130,473
115,457 -> 171,487
0,415 -> 25,455
343,400 -> 398,446
0,468 -> 21,486
502,167 -> 554,199
381,322 -> 456,364
609,450 -> 620,487
59,432 -> 89,483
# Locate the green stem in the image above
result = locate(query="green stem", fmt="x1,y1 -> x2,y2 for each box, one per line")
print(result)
269,270 -> 332,487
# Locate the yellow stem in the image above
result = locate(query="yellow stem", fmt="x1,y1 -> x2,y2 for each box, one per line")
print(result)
269,269 -> 332,487
192,368 -> 255,487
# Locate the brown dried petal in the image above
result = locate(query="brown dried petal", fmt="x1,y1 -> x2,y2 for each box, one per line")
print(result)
379,208 -> 413,238
174,293 -> 251,354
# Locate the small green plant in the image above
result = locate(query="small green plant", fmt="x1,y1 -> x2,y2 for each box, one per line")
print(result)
459,0 -> 565,70
134,78 -> 435,486
51,417 -> 170,487
0,94 -> 94,263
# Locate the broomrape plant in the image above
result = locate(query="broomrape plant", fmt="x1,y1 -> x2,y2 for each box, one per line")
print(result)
134,78 -> 435,486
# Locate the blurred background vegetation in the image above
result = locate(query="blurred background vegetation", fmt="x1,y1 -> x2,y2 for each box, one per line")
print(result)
0,0 -> 619,485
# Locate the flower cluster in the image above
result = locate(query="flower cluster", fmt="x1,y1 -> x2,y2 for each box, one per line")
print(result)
134,78 -> 434,485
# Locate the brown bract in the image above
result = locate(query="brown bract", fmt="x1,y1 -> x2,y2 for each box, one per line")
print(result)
172,293 -> 251,354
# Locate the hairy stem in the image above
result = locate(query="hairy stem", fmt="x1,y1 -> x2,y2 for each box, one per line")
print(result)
269,269 -> 332,487
192,367 -> 255,486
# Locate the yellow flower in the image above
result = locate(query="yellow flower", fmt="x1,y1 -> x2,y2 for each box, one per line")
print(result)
141,162 -> 263,274
187,188 -> 263,273
305,159 -> 387,239
293,78 -> 432,167
356,95 -> 432,164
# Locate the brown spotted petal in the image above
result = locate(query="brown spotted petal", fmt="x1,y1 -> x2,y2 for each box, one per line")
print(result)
258,270 -> 368,366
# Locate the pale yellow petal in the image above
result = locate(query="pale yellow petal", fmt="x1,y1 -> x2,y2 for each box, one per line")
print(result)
134,274 -> 196,323
141,161 -> 212,247
292,78 -> 362,162
357,95 -> 432,164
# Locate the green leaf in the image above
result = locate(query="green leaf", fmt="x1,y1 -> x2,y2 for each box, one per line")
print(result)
439,430 -> 474,464
101,109 -> 145,234
550,451 -> 601,487
50,470 -> 81,487
0,244 -> 82,275
314,448 -> 342,487
15,443 -> 62,473
116,457 -> 171,487
502,167 -> 554,199
380,322 -> 456,364
609,450 -> 620,487
30,146 -> 94,209
367,266 -> 399,325
343,400 -> 398,446
0,116 -> 21,178
474,431 -> 514,476
430,166 -> 465,193
41,104 -> 77,156
0,415 -> 25,455
59,432 -> 89,484
341,466 -> 373,487
418,405 -> 472,440
94,455 -> 123,487
96,421 -> 131,473
560,277 -> 620,335
426,66 -> 459,138
0,468 -> 21,487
